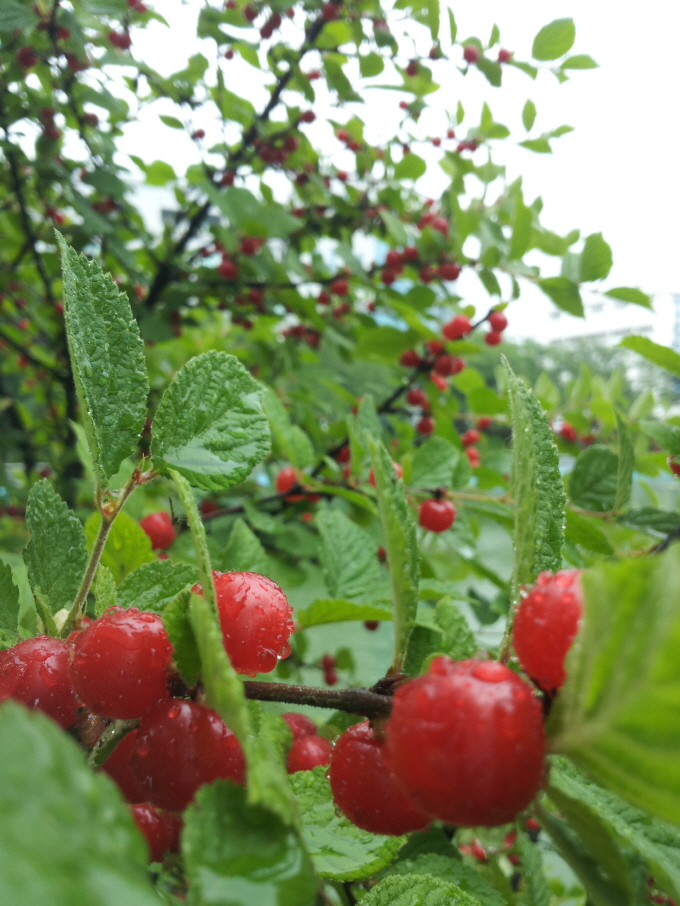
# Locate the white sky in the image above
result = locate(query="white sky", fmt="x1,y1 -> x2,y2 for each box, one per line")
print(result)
123,1 -> 680,337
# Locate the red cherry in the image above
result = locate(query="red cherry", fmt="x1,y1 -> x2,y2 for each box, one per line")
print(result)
485,330 -> 503,346
322,2 -> 339,20
465,447 -> 480,468
286,735 -> 332,772
476,417 -> 492,430
101,729 -> 147,803
559,422 -> 578,443
385,250 -> 404,270
130,803 -> 182,863
282,712 -> 317,740
447,129 -> 455,139
405,60 -> 419,77
385,657 -> 546,826
218,258 -> 239,280
331,278 -> 349,295
276,465 -> 298,495
140,511 -> 176,550
336,129 -> 349,142
416,416 -> 435,435
225,48 -> 235,60
433,354 -> 458,377
463,45 -> 479,64
438,262 -> 461,281
364,620 -> 379,630
329,721 -> 430,835
0,637 -> 78,729
192,129 -> 205,140
381,270 -> 397,285
369,461 -> 403,486
108,30 -> 132,49
17,46 -> 39,68
430,373 -> 447,391
431,217 -> 449,236
418,499 -> 456,533
461,429 -> 480,447
403,246 -> 419,260
431,137 -> 441,147
399,349 -> 421,368
488,310 -> 508,332
300,110 -> 316,123
132,700 -> 245,811
443,315 -> 472,340
419,266 -> 436,284
335,445 -> 351,464
240,236 -> 260,256
406,388 -> 428,408
243,4 -> 257,20
426,339 -> 444,356
498,48 -> 513,63
512,570 -> 583,692
324,669 -> 338,686
70,608 -> 173,719
668,457 -> 680,478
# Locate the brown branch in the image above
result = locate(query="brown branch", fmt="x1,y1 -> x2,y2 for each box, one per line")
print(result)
243,680 -> 392,717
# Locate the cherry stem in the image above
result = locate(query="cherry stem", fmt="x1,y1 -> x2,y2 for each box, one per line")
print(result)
87,718 -> 139,768
242,680 -> 393,718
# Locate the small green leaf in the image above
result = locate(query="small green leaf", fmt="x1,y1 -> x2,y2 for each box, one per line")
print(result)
620,336 -> 680,378
56,235 -> 148,487
503,360 -> 565,604
579,232 -> 613,282
159,114 -> 184,129
116,560 -> 196,612
85,511 -> 154,585
532,18 -> 576,61
296,599 -> 393,628
619,507 -> 680,537
359,52 -> 384,77
380,210 -> 408,246
218,519 -> 267,574
448,8 -> 457,42
605,287 -> 652,308
476,58 -> 502,87
262,390 -> 314,469
94,565 -> 117,617
519,138 -> 552,154
614,414 -> 634,513
163,589 -> 201,685
0,562 -> 20,641
426,0 -> 439,40
394,154 -> 427,180
515,832 -> 551,906
522,99 -> 537,131
564,511 -> 614,555
568,446 -> 618,513
562,54 -> 598,69
410,436 -> 461,489
290,766 -> 405,881
153,351 -> 271,491
360,874 -> 481,906
317,509 -> 389,604
509,195 -> 532,259
24,480 -> 88,615
404,599 -> 476,676
143,160 -> 175,186
538,277 -> 584,317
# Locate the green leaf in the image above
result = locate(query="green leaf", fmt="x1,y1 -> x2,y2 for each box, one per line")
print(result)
404,599 -> 476,676
367,438 -> 420,675
23,480 -> 88,615
605,287 -> 652,308
562,54 -> 598,69
296,599 -> 393,628
380,209 -> 408,246
579,232 -> 613,282
152,351 -> 271,491
614,414 -> 634,513
359,52 -> 384,77
410,436 -> 461,489
532,18 -> 576,61
262,390 -> 314,469
94,565 -> 116,617
538,276 -> 584,316
0,561 -> 20,641
619,507 -> 680,538
183,781 -> 317,906
519,138 -> 552,154
385,853 -> 505,906
522,99 -> 537,131
159,114 -> 184,129
620,336 -> 680,378
316,510 -> 388,603
515,832 -> 551,906
325,56 -> 362,101
394,154 -> 427,180
56,234 -> 148,487
509,195 -> 532,259
162,589 -> 201,685
85,511 -> 154,584
218,519 -> 267,574
426,0 -> 439,40
360,874 -> 481,906
549,547 -> 680,826
564,511 -> 614,555
448,8 -> 457,42
476,58 -> 502,88
503,360 -> 565,604
116,560 -> 196,612
143,160 -> 175,186
290,766 -> 405,881
0,702 -> 158,905
0,0 -> 37,29
568,446 -> 618,513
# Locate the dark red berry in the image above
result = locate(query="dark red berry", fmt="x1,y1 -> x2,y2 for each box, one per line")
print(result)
385,657 -> 546,826
406,388 -> 428,407
286,735 -> 332,772
0,637 -> 78,729
132,699 -> 245,810
282,712 -> 317,740
512,570 -> 583,692
433,354 -> 458,377
419,266 -> 436,283
300,110 -> 316,123
101,729 -> 147,803
130,803 -> 182,863
321,2 -> 339,20
17,46 -> 39,68
321,654 -> 336,672
108,30 -> 132,49
485,330 -> 503,346
70,608 -> 173,719
400,349 -> 421,368
416,416 -> 434,435
476,417 -> 492,430
438,262 -> 461,281
276,465 -> 298,495
443,315 -> 472,340
403,246 -> 419,260
218,258 -> 239,280
140,511 -> 176,550
243,4 -> 257,20
559,422 -> 578,443
488,310 -> 508,332
405,60 -> 419,77
329,721 -> 430,835
498,48 -> 513,63
331,278 -> 349,295
324,669 -> 338,686
465,447 -> 480,468
463,45 -> 479,64
461,429 -> 480,447
335,445 -> 351,464
418,499 -> 456,533
364,620 -> 379,631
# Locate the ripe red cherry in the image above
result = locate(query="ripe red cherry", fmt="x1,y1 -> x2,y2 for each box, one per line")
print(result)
385,657 -> 546,826
485,330 -> 503,346
331,278 -> 349,295
70,608 -> 173,719
108,30 -> 132,49
300,110 -> 316,123
132,699 -> 245,811
476,417 -> 492,430
439,262 -> 461,281
369,461 -> 403,486
461,429 -> 479,447
218,259 -> 239,281
276,465 -> 298,495
426,340 -> 444,356
101,729 -> 147,803
512,570 -> 583,692
559,422 -> 578,443
418,499 -> 456,533
130,803 -> 182,863
336,128 -> 349,142
329,721 -> 430,835
212,571 -> 294,675
140,511 -> 176,550
463,45 -> 479,64
433,354 -> 459,377
17,46 -> 39,68
405,60 -> 419,77
282,712 -> 317,740
416,416 -> 434,435
385,250 -> 403,270
419,266 -> 436,283
668,457 -> 680,478
498,48 -> 513,63
443,315 -> 472,340
0,637 -> 78,729
465,447 -> 480,468
322,2 -> 339,20
286,735 -> 332,773
403,246 -> 419,260
406,388 -> 428,407
488,310 -> 508,332
400,349 -> 421,368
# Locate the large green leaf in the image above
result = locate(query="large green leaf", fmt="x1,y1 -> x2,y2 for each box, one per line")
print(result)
532,18 -> 576,61
410,436 -> 461,489
296,599 -> 393,628
640,419 -> 680,456
550,547 -> 680,826
404,599 -> 476,677
56,234 -> 148,487
568,446 -> 618,513
0,703 -> 158,905
385,853 -> 505,906
217,519 -> 267,574
538,277 -> 584,317
262,390 -> 314,469
183,781 -> 317,906
620,336 -> 680,378
0,562 -> 20,643
84,511 -> 154,584
360,874 -> 482,906
116,560 -> 196,612
0,0 -> 37,30
503,360 -> 565,604
23,480 -> 88,615
316,509 -> 389,604
290,766 -> 404,881
152,351 -> 271,491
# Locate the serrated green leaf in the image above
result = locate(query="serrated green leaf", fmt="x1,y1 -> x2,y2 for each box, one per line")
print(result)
619,507 -> 680,537
538,277 -> 584,316
605,287 -> 652,308
515,832 -> 551,906
532,18 -> 576,61
620,336 -> 680,378
367,438 -> 420,674
410,437 -> 461,489
94,565 -> 116,617
23,481 -> 88,615
404,598 -> 476,676
0,702 -> 158,905
0,562 -> 20,641
385,853 -> 505,906
262,390 -> 314,469
217,518 -> 267,574
568,446 -> 618,513
162,589 -> 201,685
85,511 -> 154,584
153,351 -> 270,491
394,154 -> 427,180
550,547 -> 680,826
325,56 -> 362,102
290,766 -> 405,881
361,874 -> 481,906
503,360 -> 565,604
116,560 -> 196,612
522,99 -> 537,131
182,781 -> 317,906
56,234 -> 148,487
564,510 -> 614,555
296,599 -> 392,628
317,510 -> 389,604
614,414 -> 634,513
579,232 -> 613,282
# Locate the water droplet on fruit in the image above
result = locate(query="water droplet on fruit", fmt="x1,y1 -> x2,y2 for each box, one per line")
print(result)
167,704 -> 181,719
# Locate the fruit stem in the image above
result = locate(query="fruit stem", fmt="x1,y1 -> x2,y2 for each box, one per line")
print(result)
242,680 -> 392,717
88,718 -> 139,768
